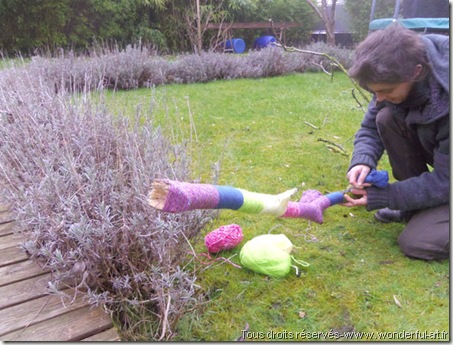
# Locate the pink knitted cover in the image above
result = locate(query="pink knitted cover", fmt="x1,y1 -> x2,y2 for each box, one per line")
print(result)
161,180 -> 219,213
282,189 -> 330,224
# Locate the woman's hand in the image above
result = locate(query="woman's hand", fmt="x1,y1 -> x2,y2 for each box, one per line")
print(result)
342,188 -> 368,207
347,165 -> 372,189
341,165 -> 372,207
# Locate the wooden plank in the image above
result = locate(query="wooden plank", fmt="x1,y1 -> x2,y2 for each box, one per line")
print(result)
81,327 -> 121,341
0,273 -> 53,310
0,221 -> 14,236
0,259 -> 49,287
0,233 -> 21,250
0,203 -> 10,213
1,305 -> 113,341
0,212 -> 13,224
0,200 -> 120,342
0,292 -> 89,336
0,246 -> 29,268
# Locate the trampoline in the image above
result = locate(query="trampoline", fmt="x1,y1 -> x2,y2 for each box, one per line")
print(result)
369,17 -> 449,34
368,0 -> 449,34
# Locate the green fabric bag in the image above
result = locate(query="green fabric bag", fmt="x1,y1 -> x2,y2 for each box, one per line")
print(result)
239,234 -> 309,278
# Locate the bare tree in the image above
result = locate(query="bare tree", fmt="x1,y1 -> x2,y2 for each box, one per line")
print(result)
306,0 -> 337,46
196,0 -> 202,53
185,0 -> 230,54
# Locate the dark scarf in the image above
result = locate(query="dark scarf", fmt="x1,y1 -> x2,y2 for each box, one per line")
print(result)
386,73 -> 449,125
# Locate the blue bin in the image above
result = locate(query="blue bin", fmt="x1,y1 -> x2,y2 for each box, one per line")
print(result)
224,38 -> 246,53
254,35 -> 276,49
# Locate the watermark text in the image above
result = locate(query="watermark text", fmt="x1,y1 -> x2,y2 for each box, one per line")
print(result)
241,329 -> 449,341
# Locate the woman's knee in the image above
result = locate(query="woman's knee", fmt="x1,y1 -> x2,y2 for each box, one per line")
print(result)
397,205 -> 449,260
398,233 -> 446,260
375,107 -> 394,129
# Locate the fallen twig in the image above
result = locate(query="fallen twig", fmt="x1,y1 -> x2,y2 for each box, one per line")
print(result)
317,138 -> 347,152
393,294 -> 403,308
304,121 -> 320,130
326,145 -> 349,156
304,116 -> 328,131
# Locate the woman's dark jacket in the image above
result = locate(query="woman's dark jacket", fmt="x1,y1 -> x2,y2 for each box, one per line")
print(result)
348,34 -> 449,212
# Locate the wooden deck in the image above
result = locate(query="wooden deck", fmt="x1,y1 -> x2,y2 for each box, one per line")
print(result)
0,204 -> 121,341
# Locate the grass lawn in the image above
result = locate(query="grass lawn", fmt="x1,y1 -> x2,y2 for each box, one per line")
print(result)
106,72 -> 449,341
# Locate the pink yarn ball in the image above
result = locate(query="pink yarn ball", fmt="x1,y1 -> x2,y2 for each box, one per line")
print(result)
204,224 -> 244,253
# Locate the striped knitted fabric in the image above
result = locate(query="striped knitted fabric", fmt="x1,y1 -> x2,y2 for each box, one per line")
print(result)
282,190 -> 345,223
148,179 -> 297,217
148,170 -> 389,224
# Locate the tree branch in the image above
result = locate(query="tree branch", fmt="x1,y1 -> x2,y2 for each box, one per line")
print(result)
272,41 -> 370,105
269,19 -> 370,109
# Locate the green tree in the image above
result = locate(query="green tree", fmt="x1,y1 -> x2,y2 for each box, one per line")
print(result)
0,0 -> 156,55
0,0 -> 317,55
0,0 -> 71,53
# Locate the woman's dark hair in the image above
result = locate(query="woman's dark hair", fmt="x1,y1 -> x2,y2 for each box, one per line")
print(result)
348,23 -> 430,89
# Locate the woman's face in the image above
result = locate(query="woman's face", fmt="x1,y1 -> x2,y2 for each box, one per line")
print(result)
367,81 -> 415,104
367,64 -> 422,104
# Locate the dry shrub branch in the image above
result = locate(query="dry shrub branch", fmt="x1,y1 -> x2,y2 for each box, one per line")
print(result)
0,43 -> 356,340
0,62 -> 217,340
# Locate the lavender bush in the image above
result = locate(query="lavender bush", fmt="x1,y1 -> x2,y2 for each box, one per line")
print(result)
26,42 -> 353,92
0,63 -> 218,340
0,42 -> 352,340
299,41 -> 354,73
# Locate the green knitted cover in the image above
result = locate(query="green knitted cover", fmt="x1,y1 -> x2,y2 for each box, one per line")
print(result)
240,234 -> 295,278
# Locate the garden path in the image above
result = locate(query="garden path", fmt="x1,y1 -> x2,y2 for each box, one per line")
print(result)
0,203 -> 120,341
